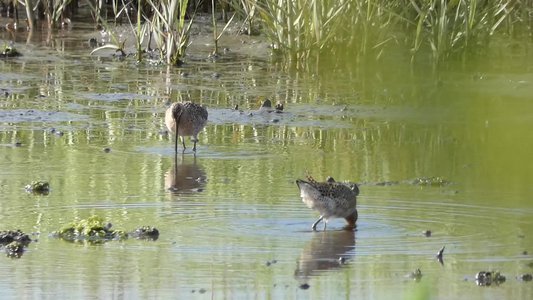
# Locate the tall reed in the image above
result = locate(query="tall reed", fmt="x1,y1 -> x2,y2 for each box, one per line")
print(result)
147,0 -> 194,65
251,0 -> 531,66
256,0 -> 351,61
228,0 -> 258,35
409,0 -> 514,61
211,0 -> 235,56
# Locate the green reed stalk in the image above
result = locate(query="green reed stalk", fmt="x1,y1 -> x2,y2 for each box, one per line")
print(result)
210,0 -> 235,56
23,0 -> 33,29
251,0 -> 529,66
407,0 -> 516,62
212,0 -> 218,55
228,0 -> 257,35
145,0 -> 193,65
137,0 -> 142,61
257,0 -> 356,62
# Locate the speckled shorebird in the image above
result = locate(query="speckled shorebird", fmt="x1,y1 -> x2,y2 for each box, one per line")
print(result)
165,101 -> 208,153
296,176 -> 359,231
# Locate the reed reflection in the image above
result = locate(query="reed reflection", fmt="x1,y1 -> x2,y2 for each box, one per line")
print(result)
295,229 -> 356,280
165,156 -> 207,194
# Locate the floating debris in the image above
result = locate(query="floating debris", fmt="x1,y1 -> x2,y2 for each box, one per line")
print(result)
338,257 -> 347,264
299,283 -> 310,290
436,245 -> 445,265
129,226 -> 159,241
410,177 -> 451,187
4,241 -> 25,258
360,177 -> 452,187
259,99 -> 273,110
1,44 -> 21,57
265,259 -> 277,266
475,271 -> 506,286
258,99 -> 285,114
0,230 -> 32,245
423,230 -> 432,237
408,268 -> 423,281
24,181 -> 50,194
88,38 -> 98,48
517,274 -> 532,282
103,147 -> 111,153
375,181 -> 400,186
0,230 -> 32,258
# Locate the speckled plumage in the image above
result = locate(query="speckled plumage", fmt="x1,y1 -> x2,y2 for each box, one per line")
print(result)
165,102 -> 208,153
296,176 -> 359,231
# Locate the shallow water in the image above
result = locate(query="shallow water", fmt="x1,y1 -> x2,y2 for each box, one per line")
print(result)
1,14 -> 533,300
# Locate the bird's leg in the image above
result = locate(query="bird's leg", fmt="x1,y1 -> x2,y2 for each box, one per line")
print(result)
173,107 -> 183,155
173,108 -> 184,154
192,136 -> 198,152
174,124 -> 179,155
312,216 -> 323,231
181,137 -> 186,153
323,220 -> 327,231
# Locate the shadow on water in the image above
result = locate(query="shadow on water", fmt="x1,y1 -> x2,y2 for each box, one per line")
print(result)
165,155 -> 207,194
294,229 -> 356,281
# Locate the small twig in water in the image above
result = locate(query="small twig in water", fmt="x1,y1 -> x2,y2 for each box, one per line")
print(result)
436,245 -> 445,265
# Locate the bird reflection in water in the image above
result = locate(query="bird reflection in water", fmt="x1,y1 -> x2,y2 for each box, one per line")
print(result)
295,229 -> 356,280
165,155 -> 207,194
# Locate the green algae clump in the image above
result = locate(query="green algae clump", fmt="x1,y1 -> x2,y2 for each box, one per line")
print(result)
25,181 -> 50,194
0,229 -> 32,245
53,215 -> 159,244
1,44 -> 22,58
5,241 -> 25,258
410,177 -> 451,187
55,215 -> 127,243
0,230 -> 32,258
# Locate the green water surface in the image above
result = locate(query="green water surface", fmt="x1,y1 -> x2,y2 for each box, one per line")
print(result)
1,18 -> 532,300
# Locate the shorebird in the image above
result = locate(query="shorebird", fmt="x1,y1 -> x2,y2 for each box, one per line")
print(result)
165,101 -> 208,153
296,175 -> 359,231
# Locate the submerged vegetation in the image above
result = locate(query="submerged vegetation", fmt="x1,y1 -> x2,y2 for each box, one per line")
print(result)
53,215 -> 159,243
54,215 -> 128,243
24,180 -> 50,194
251,0 -> 532,64
0,230 -> 32,258
2,0 -> 533,65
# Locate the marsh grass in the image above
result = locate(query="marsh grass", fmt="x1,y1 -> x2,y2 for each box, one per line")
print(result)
409,0 -> 515,61
250,0 -> 532,66
228,0 -> 258,35
211,0 -> 235,56
146,0 -> 194,65
256,0 -> 351,61
88,0 -> 194,65
25,0 -> 531,67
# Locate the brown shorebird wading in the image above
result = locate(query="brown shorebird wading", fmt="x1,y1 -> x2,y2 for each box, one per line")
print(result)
165,102 -> 208,153
296,176 -> 359,231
